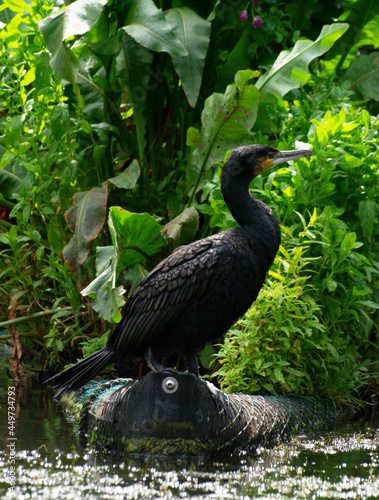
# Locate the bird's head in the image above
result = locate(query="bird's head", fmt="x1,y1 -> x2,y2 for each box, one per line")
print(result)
222,144 -> 314,186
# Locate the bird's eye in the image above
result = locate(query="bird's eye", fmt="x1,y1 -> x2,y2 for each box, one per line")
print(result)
267,152 -> 274,159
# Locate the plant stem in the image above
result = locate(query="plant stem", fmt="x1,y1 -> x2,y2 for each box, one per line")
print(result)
0,331 -> 39,341
0,196 -> 15,209
0,307 -> 73,328
0,219 -> 15,230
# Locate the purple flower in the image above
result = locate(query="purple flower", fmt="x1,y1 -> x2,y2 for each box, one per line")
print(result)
251,0 -> 259,5
252,16 -> 263,28
239,11 -> 248,20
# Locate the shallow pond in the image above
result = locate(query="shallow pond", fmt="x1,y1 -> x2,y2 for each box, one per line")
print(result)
1,375 -> 379,499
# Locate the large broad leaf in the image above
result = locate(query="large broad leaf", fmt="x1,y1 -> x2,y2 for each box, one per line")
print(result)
345,52 -> 379,101
256,23 -> 349,98
81,246 -> 125,322
109,207 -> 166,273
108,159 -> 141,189
82,207 -> 166,321
38,0 -> 108,81
165,7 -> 211,108
187,69 -> 260,198
122,0 -> 186,58
162,206 -> 199,246
116,34 -> 153,162
63,186 -> 108,280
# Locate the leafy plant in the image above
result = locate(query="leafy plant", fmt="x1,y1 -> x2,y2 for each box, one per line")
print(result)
216,242 -> 326,395
0,0 -> 104,370
211,89 -> 379,399
1,0 -> 378,399
81,206 -> 166,323
216,212 -> 377,399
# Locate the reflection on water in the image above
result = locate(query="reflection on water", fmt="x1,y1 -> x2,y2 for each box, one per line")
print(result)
1,374 -> 378,499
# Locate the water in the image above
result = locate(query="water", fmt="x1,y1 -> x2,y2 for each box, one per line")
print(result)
1,375 -> 379,499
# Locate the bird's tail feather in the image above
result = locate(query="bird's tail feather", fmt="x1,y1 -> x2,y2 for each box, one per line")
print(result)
45,347 -> 115,398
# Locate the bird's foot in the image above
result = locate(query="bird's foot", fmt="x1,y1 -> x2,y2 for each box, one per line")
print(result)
145,346 -> 170,373
186,351 -> 200,377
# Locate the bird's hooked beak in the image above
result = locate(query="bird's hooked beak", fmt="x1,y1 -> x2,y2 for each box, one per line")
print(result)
263,149 -> 314,170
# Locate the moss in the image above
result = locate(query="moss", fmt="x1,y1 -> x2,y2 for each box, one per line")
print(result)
92,431 -> 212,456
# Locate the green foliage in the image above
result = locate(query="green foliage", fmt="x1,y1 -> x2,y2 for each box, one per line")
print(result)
0,0 -> 96,368
256,23 -> 349,98
63,186 -> 108,287
186,69 -> 260,201
1,0 -> 378,399
163,7 -> 211,108
213,97 -> 379,399
216,209 -> 378,399
345,52 -> 379,101
216,243 -> 327,395
82,207 -> 166,322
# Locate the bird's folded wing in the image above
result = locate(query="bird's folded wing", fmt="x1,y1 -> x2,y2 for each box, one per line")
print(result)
108,237 -> 233,351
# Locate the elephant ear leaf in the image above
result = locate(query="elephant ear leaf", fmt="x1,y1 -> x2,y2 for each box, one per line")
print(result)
81,207 -> 167,322
63,186 -> 108,288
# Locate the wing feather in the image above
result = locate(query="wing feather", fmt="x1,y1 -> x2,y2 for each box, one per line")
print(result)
108,234 -> 233,352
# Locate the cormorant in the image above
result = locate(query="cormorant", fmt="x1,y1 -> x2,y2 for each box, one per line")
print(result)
46,145 -> 313,395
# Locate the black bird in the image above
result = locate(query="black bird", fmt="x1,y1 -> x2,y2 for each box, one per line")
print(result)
46,145 -> 313,395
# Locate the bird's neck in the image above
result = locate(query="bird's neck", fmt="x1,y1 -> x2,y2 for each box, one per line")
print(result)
221,177 -> 269,227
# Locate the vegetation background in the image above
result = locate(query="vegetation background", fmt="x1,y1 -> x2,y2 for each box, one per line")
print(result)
0,0 -> 378,401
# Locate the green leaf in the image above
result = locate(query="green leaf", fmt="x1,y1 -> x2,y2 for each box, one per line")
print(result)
82,208 -> 166,322
20,68 -> 35,87
359,300 -> 379,310
216,29 -> 251,92
116,33 -> 153,163
198,343 -> 217,369
256,23 -> 349,98
34,52 -> 52,94
358,199 -> 376,237
274,367 -> 286,384
63,186 -> 108,280
339,154 -> 361,170
46,216 -> 67,255
338,232 -> 357,263
122,0 -> 186,57
187,69 -> 260,197
325,0 -> 379,72
165,7 -> 211,108
51,105 -> 70,140
322,279 -> 338,292
108,160 -> 140,189
345,51 -> 379,101
38,0 -> 108,82
0,148 -> 24,198
108,207 -> 166,274
186,127 -> 200,148
3,0 -> 31,13
162,206 -> 199,246
81,246 -> 125,323
5,115 -> 23,148
95,246 -> 115,275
